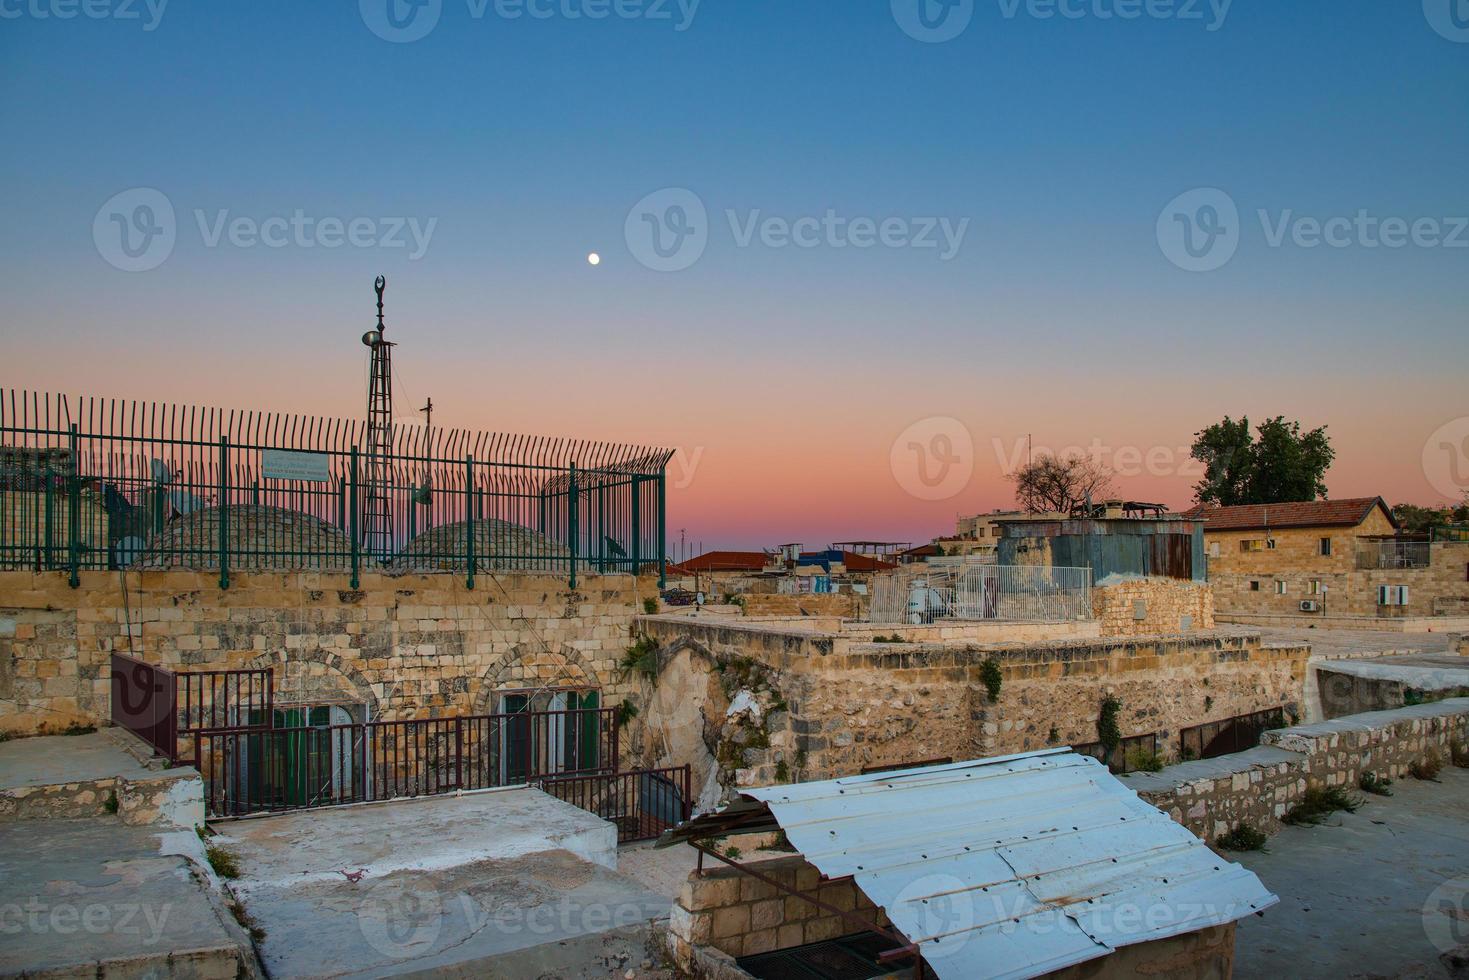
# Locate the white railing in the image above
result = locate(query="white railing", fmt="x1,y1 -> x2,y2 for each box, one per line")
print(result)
869,562 -> 1092,625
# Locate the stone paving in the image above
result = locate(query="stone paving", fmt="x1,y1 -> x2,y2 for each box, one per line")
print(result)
1233,763 -> 1469,979
0,817 -> 255,978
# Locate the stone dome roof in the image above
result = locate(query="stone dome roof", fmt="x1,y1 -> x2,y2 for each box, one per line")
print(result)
134,505 -> 371,572
392,518 -> 570,574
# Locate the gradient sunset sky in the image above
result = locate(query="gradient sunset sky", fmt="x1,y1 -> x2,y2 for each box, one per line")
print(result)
3,1 -> 1466,552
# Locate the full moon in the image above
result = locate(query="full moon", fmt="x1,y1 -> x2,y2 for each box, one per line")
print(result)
587,252 -> 601,266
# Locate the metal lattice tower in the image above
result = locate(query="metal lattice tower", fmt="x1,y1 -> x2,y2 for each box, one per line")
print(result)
361,275 -> 394,561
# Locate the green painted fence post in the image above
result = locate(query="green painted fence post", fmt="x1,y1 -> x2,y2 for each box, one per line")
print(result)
568,464 -> 578,590
465,454 -> 476,590
67,424 -> 79,588
656,470 -> 666,590
349,447 -> 360,590
218,436 -> 229,590
631,477 -> 640,579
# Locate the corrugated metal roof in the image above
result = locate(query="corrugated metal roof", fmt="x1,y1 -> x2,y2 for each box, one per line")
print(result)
743,750 -> 1277,980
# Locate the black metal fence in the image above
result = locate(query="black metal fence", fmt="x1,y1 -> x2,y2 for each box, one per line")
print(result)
189,707 -> 621,817
1072,733 -> 1160,774
1180,707 -> 1287,761
0,389 -> 671,588
538,765 -> 693,843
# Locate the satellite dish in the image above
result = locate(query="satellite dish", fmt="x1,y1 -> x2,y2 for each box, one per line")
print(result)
150,459 -> 172,485
362,330 -> 382,348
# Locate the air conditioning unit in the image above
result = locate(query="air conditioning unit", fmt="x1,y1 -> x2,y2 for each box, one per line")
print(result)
1299,600 -> 1321,613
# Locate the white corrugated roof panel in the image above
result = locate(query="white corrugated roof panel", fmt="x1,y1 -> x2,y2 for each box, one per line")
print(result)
743,749 -> 1276,980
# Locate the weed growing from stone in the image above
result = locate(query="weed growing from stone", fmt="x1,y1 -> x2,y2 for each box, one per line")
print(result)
642,597 -> 659,615
980,659 -> 1003,704
228,899 -> 266,943
1358,772 -> 1393,796
619,636 -> 659,682
103,790 -> 119,814
1284,785 -> 1363,826
205,843 -> 242,879
1216,823 -> 1268,852
1125,747 -> 1165,773
1097,697 -> 1122,753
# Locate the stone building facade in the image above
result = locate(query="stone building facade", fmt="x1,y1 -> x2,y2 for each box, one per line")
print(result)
1191,496 -> 1469,621
633,614 -> 1308,806
0,569 -> 659,751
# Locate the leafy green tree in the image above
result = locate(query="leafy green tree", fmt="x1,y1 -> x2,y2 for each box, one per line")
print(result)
1190,417 -> 1255,506
1191,416 -> 1334,505
1394,503 -> 1450,534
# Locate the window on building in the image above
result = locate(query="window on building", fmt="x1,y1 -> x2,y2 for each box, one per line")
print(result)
1319,537 -> 1332,556
1241,540 -> 1264,553
1309,580 -> 1323,595
1209,541 -> 1220,558
1249,581 -> 1261,592
1275,581 -> 1287,595
1266,538 -> 1277,550
1378,585 -> 1409,607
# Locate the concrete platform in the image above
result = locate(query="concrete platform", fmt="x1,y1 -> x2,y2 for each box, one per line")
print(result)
0,818 -> 256,979
0,730 -> 154,790
222,787 -> 675,978
1234,764 -> 1469,979
0,730 -> 202,826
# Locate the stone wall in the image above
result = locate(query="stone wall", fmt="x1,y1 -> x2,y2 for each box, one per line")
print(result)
1091,577 -> 1214,637
1205,518 -> 1469,619
737,593 -> 860,619
0,570 -> 657,752
667,854 -> 889,969
0,490 -> 109,569
1217,612 -> 1469,633
1126,699 -> 1469,843
635,616 -> 1308,800
668,857 -> 1238,980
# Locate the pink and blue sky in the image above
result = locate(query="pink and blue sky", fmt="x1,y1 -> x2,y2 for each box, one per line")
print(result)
3,2 -> 1466,551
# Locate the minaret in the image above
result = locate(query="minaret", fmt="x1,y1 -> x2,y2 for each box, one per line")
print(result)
361,276 -> 394,561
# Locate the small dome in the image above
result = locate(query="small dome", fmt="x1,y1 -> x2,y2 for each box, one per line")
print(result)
135,505 -> 373,572
392,518 -> 570,574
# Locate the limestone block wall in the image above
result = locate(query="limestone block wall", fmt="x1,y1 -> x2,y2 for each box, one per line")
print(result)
0,569 -> 657,748
669,856 -> 1239,980
1207,530 -> 1469,619
738,593 -> 860,619
0,490 -> 110,567
1128,699 -> 1469,843
1091,578 -> 1214,637
0,765 -> 203,828
668,855 -> 889,969
636,617 -> 1309,795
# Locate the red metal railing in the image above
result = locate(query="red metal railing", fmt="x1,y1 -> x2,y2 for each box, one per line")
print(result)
538,764 -> 692,843
110,652 -> 177,759
177,667 -> 273,739
191,707 -> 621,817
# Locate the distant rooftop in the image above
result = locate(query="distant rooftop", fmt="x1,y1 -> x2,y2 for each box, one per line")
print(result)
1183,497 -> 1395,532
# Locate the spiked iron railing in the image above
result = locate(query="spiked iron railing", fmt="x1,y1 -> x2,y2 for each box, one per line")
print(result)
0,389 -> 672,588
